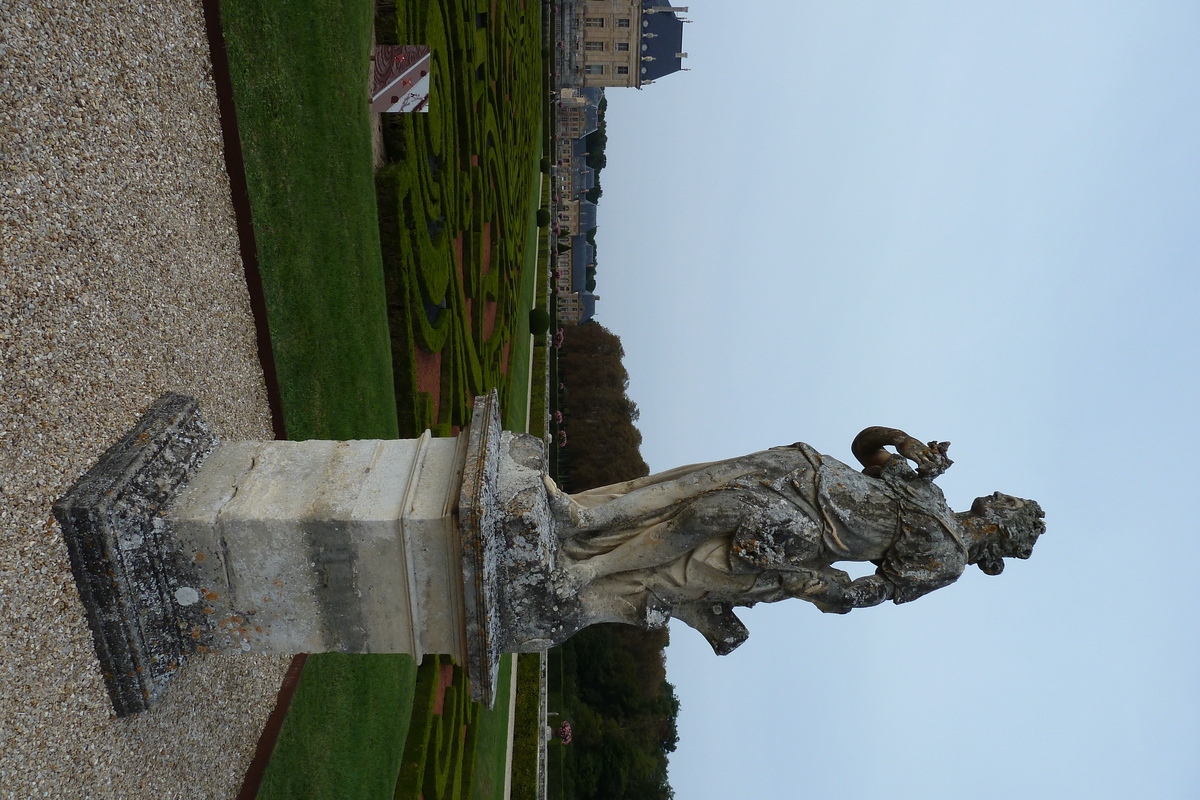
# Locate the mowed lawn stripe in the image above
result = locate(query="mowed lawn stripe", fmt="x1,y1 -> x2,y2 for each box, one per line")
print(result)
503,139 -> 546,433
221,0 -> 398,441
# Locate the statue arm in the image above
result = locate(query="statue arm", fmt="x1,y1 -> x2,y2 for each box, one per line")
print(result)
851,427 -> 952,478
814,575 -> 896,614
783,569 -> 896,614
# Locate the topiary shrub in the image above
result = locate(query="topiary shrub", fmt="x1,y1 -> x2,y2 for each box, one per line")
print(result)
529,307 -> 551,336
540,157 -> 551,174
536,209 -> 550,227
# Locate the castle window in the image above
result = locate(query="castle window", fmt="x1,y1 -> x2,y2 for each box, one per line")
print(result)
616,42 -> 629,51
585,41 -> 605,51
617,66 -> 629,74
585,64 -> 605,75
585,17 -> 604,27
617,18 -> 630,27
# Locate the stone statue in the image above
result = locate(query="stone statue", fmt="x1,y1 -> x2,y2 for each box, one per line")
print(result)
544,427 -> 1044,655
56,393 -> 1045,712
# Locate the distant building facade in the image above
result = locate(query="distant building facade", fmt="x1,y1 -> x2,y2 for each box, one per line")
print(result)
565,138 -> 596,200
558,87 -> 603,137
576,0 -> 690,88
558,291 -> 598,324
555,234 -> 598,324
556,198 -> 597,238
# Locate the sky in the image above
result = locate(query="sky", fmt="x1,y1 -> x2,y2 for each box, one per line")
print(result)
586,2 -> 1200,797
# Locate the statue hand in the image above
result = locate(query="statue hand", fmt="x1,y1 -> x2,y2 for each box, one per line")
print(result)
812,599 -> 851,615
897,438 -> 953,478
782,568 -> 850,611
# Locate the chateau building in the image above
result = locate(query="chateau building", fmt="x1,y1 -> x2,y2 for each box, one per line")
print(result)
556,235 -> 593,295
556,198 -> 597,238
556,137 -> 596,201
558,87 -> 603,138
576,0 -> 690,88
555,234 -> 598,324
558,291 -> 598,324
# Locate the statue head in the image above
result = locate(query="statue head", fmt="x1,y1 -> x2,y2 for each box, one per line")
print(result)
963,492 -> 1046,575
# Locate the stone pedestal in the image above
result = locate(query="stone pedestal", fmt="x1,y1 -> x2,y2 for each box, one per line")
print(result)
167,435 -> 469,659
55,392 -> 529,715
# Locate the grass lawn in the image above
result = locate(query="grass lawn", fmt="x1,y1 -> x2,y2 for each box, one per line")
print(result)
256,654 -> 418,799
528,179 -> 553,439
468,654 -> 515,800
503,157 -> 546,432
221,0 -> 397,441
509,653 -> 543,800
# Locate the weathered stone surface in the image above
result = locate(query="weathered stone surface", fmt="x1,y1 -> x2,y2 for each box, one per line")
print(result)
57,395 -> 479,713
456,392 -> 505,704
453,394 -> 600,661
52,393 -> 216,716
490,430 -> 566,651
167,436 -> 468,657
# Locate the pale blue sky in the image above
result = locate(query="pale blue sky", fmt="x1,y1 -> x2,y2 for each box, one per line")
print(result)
586,2 -> 1200,797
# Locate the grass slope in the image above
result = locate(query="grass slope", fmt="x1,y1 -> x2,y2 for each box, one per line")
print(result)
221,0 -> 397,441
469,655 -> 516,800
256,654 -> 418,799
503,154 -> 546,432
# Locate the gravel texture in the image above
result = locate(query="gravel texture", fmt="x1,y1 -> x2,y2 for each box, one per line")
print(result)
1,1 -> 292,797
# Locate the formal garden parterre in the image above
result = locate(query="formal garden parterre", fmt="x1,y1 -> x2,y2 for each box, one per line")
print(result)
377,0 -> 546,437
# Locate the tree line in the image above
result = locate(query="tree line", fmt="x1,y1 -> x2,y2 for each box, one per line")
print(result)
556,321 -> 648,489
556,322 -> 677,800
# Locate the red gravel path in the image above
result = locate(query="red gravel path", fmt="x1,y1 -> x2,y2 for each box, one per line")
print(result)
431,663 -> 455,715
413,347 -> 441,413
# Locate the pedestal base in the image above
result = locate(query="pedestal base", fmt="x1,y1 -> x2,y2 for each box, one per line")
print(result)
53,394 -> 216,716
457,396 -> 605,657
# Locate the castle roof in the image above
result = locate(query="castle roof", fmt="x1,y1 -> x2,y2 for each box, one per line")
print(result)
638,0 -> 686,83
571,236 -> 593,292
580,292 -> 597,322
577,201 -> 598,233
578,103 -> 599,138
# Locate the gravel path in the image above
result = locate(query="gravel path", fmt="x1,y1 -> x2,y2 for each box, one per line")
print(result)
1,1 -> 292,797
